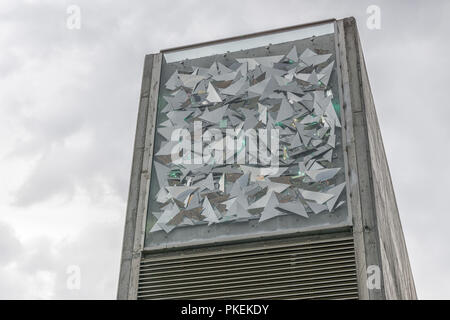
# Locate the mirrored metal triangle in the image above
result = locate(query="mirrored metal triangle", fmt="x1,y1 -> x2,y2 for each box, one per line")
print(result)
277,200 -> 308,218
206,82 -> 222,103
325,182 -> 346,212
299,189 -> 334,204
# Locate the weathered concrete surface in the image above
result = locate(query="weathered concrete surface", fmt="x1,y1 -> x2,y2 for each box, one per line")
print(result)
117,54 -> 154,300
342,17 -> 417,299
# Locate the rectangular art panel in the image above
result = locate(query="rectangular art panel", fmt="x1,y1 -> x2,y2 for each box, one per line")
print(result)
144,23 -> 350,249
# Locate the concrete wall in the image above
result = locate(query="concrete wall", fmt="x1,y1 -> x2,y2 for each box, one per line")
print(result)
117,54 -> 155,300
341,17 -> 417,299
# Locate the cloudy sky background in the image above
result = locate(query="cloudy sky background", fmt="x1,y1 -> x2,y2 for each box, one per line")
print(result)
0,0 -> 448,299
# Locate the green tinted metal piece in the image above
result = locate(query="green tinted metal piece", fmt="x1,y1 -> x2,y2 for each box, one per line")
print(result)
332,100 -> 341,118
219,119 -> 227,128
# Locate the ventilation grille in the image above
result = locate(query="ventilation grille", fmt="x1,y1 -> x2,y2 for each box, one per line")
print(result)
138,236 -> 358,300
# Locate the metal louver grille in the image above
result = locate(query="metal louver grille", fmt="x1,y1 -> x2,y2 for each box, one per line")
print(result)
137,236 -> 358,300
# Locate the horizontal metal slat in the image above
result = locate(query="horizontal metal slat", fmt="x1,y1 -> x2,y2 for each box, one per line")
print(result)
141,238 -> 354,265
139,265 -> 356,291
138,269 -> 356,291
139,283 -> 359,300
137,236 -> 358,300
141,245 -> 355,271
140,251 -> 355,279
138,276 -> 358,298
142,259 -> 354,280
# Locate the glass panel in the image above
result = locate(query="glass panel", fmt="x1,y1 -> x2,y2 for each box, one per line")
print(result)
145,23 -> 349,249
164,22 -> 335,63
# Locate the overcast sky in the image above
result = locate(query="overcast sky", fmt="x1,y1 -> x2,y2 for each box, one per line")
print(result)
0,0 -> 448,299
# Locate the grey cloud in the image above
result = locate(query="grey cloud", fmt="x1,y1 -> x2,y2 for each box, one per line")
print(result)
0,220 -> 121,299
0,221 -> 23,267
1,0 -> 450,298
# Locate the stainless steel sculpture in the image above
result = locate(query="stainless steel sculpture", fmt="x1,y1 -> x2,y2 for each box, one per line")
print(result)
151,46 -> 345,234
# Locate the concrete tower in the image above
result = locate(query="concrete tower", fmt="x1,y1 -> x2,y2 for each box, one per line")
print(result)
118,17 -> 416,300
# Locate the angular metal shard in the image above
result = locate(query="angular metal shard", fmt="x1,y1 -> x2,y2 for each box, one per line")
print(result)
258,103 -> 268,125
150,203 -> 180,233
217,62 -> 233,74
322,149 -> 333,162
299,48 -> 317,60
258,192 -> 282,222
299,189 -> 334,204
302,53 -> 332,66
247,78 -> 270,95
306,168 -> 340,182
285,46 -> 298,62
193,173 -> 215,191
277,200 -> 308,218
253,55 -> 284,68
201,196 -> 221,225
213,71 -> 238,82
166,110 -> 193,125
325,101 -> 341,127
178,73 -> 206,89
166,186 -> 198,201
221,77 -> 247,96
206,82 -> 222,103
165,70 -> 182,90
157,127 -> 173,140
308,70 -> 320,85
276,98 -> 294,122
257,179 -> 290,193
325,182 -> 346,212
229,199 -> 252,219
306,201 -> 328,214
155,140 -> 179,157
199,105 -> 228,123
155,188 -> 170,203
236,58 -> 259,70
319,61 -> 334,86
186,191 -> 201,209
219,173 -> 225,193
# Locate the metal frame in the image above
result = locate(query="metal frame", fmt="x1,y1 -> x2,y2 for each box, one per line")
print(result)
150,19 -> 353,253
142,230 -> 354,261
143,225 -> 353,254
160,19 -> 336,54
